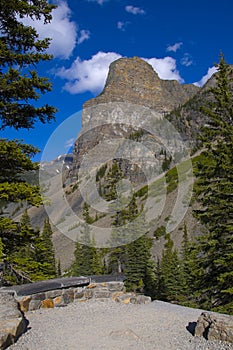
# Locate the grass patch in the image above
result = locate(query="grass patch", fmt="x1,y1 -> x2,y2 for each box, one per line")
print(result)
135,185 -> 148,199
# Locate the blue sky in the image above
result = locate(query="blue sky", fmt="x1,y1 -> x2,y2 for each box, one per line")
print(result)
2,0 -> 233,160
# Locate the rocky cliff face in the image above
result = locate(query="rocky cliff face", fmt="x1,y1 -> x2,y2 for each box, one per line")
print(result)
83,57 -> 198,116
73,57 -> 199,174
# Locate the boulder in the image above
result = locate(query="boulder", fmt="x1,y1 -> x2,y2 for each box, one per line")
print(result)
74,287 -> 85,300
28,300 -> 41,311
93,289 -> 111,299
130,295 -> 151,304
17,296 -> 31,313
195,311 -> 233,343
0,293 -> 27,349
45,289 -> 62,299
41,299 -> 54,308
105,281 -> 125,292
115,293 -> 134,304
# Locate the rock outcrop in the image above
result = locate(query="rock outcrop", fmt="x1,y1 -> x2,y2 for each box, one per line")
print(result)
0,293 -> 27,350
73,57 -> 199,174
83,57 -> 198,116
195,312 -> 233,343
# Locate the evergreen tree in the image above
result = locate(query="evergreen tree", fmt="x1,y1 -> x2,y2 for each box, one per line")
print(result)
122,195 -> 156,296
91,235 -> 103,275
102,161 -> 123,201
125,233 -> 155,296
158,233 -> 183,302
20,209 -> 31,227
36,218 -> 56,278
154,258 -> 167,300
0,140 -> 42,206
8,215 -> 57,282
193,54 -> 233,313
0,237 -> 4,262
72,224 -> 103,276
72,205 -> 103,276
0,0 -> 57,129
8,210 -> 42,282
176,223 -> 200,306
108,187 -> 130,275
83,202 -> 93,224
179,222 -> 192,295
0,0 -> 57,283
57,259 -> 62,277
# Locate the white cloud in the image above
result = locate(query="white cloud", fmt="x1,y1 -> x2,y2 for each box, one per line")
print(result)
117,21 -> 129,31
19,1 -> 78,59
87,0 -> 109,4
194,66 -> 217,87
56,51 -> 122,94
166,42 -> 183,53
181,53 -> 193,67
125,5 -> 145,15
57,53 -> 184,94
144,57 -> 184,83
78,29 -> 91,44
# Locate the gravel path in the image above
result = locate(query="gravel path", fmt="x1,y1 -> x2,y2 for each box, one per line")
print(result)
8,300 -> 233,350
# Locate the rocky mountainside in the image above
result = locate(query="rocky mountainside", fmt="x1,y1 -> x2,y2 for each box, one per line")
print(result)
10,56 -> 216,272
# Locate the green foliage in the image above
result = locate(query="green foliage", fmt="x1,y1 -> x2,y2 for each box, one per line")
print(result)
1,213 -> 56,282
102,161 -> 123,201
0,237 -> 4,262
0,0 -> 57,130
57,259 -> 62,277
125,233 -> 156,296
128,129 -> 144,141
72,204 -> 103,276
162,152 -> 172,172
154,226 -> 166,240
155,233 -> 184,302
109,194 -> 156,296
96,163 -> 107,181
0,140 -> 42,206
165,166 -> 178,193
82,202 -> 94,224
35,218 -> 56,279
72,227 -> 103,276
192,54 -> 233,314
0,0 -> 57,284
135,185 -> 148,199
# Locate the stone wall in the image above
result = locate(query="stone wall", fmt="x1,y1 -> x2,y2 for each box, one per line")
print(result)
16,281 -> 151,313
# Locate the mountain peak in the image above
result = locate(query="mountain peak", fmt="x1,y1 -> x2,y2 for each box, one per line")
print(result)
83,56 -> 199,113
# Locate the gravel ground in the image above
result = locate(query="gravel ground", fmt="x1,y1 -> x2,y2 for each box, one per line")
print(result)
8,299 -> 233,350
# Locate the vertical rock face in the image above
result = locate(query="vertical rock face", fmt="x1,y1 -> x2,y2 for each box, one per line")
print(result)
73,57 -> 198,174
83,56 -> 198,118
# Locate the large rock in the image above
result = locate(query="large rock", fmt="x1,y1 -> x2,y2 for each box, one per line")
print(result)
84,57 -> 198,114
0,293 -> 27,349
195,311 -> 233,343
72,57 -> 199,179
